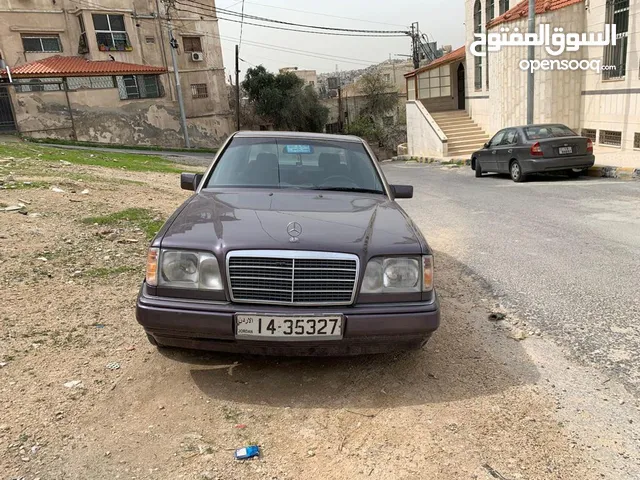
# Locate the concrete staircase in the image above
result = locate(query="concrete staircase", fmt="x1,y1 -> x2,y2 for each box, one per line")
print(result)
430,110 -> 489,157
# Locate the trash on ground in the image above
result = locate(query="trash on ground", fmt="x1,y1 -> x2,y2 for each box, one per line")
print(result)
3,203 -> 26,212
234,445 -> 260,460
510,328 -> 528,341
80,189 -> 90,195
234,424 -> 247,429
106,362 -> 120,370
488,312 -> 506,322
482,463 -> 509,480
51,187 -> 65,193
63,380 -> 83,389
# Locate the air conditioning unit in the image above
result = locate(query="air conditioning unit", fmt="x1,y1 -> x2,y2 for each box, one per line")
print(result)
191,52 -> 204,62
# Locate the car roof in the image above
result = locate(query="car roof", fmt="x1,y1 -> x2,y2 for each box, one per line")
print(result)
507,124 -> 570,130
233,131 -> 364,143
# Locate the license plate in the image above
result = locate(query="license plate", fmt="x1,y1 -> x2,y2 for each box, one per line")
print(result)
558,146 -> 573,155
235,314 -> 343,340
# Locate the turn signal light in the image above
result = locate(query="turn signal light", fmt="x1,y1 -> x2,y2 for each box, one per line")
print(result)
530,142 -> 543,157
587,138 -> 593,154
422,255 -> 434,292
146,247 -> 159,286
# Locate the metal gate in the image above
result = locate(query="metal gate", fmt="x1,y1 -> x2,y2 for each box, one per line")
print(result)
0,85 -> 16,132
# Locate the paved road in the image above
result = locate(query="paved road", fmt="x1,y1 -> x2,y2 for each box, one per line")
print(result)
383,163 -> 640,394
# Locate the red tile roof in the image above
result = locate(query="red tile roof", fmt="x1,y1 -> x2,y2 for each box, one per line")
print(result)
487,0 -> 584,28
404,46 -> 466,78
0,55 -> 167,78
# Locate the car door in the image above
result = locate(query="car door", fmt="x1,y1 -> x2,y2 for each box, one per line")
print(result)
495,128 -> 519,173
481,130 -> 506,172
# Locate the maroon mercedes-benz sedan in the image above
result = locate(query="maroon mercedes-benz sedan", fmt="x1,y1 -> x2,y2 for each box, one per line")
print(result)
136,131 -> 440,355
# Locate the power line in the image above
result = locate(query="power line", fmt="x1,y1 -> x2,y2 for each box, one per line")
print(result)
174,4 -> 408,37
231,1 -> 409,29
178,0 -> 409,35
158,21 -> 387,66
221,0 -> 244,8
238,0 -> 246,53
238,57 -> 256,67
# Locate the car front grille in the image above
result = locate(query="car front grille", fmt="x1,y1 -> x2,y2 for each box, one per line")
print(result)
227,251 -> 359,305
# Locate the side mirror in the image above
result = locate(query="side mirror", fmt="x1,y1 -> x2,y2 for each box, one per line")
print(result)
391,184 -> 413,199
483,142 -> 490,149
180,172 -> 204,191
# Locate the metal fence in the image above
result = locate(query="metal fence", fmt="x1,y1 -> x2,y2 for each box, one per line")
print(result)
0,85 -> 17,132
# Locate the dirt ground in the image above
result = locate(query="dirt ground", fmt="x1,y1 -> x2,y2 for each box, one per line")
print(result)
0,149 -> 623,479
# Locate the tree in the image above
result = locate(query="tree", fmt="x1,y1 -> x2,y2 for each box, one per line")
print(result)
241,66 -> 329,132
347,71 -> 405,151
359,71 -> 400,119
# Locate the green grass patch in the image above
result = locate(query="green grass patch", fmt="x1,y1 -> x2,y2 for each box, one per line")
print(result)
84,265 -> 140,278
0,142 -> 193,173
82,208 -> 164,239
0,181 -> 49,190
25,137 -> 218,154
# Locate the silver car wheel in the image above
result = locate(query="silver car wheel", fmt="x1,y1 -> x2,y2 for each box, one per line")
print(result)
511,162 -> 520,180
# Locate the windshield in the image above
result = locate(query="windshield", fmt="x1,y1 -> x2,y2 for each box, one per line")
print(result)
523,125 -> 577,140
204,137 -> 385,194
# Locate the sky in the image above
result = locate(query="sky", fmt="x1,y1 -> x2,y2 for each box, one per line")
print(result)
212,0 -> 466,81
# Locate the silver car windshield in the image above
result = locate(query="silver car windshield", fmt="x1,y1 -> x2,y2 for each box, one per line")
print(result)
205,137 -> 385,194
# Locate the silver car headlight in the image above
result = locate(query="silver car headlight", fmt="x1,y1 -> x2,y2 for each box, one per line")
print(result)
361,255 -> 433,294
146,248 -> 223,290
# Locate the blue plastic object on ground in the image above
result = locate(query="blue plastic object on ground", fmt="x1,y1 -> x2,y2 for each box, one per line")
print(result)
234,445 -> 260,460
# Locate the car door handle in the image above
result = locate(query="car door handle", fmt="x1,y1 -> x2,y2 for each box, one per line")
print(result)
508,149 -> 513,153
492,150 -> 497,154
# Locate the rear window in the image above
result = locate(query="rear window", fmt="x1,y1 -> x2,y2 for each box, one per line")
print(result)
524,125 -> 577,140
204,137 -> 385,193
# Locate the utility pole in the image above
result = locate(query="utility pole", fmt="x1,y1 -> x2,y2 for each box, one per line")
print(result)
526,0 -> 535,124
164,2 -> 190,148
337,84 -> 343,133
235,44 -> 240,131
411,22 -> 420,69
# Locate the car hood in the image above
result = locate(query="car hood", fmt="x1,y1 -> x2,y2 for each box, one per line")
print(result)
160,189 -> 428,259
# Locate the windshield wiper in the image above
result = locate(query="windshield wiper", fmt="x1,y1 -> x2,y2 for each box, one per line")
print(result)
312,187 -> 384,194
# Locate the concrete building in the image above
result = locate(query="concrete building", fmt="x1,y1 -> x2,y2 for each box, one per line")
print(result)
322,59 -> 415,130
279,67 -> 317,89
375,59 -> 416,94
406,0 -> 640,166
0,0 -> 232,147
404,46 -> 487,157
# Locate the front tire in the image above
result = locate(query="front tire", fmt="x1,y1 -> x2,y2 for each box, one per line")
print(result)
510,160 -> 526,182
475,159 -> 483,177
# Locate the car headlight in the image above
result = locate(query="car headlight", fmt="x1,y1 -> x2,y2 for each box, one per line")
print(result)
145,248 -> 222,290
361,255 -> 433,294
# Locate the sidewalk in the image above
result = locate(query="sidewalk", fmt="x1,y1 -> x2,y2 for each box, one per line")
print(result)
593,146 -> 640,170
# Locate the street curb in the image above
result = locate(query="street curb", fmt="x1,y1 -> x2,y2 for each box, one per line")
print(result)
386,156 -> 639,180
587,165 -> 640,180
388,155 -> 471,166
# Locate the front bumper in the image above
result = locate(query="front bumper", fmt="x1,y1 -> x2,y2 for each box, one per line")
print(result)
521,154 -> 595,174
135,284 -> 440,356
